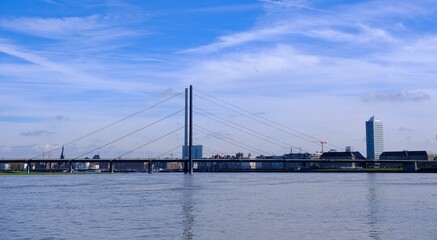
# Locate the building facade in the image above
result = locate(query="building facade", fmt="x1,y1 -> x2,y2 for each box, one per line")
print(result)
366,116 -> 384,160
0,163 -> 10,171
320,151 -> 366,169
182,145 -> 203,159
379,151 -> 435,161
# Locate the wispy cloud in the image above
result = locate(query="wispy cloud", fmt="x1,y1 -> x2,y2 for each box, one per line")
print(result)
260,0 -> 334,14
0,42 -> 148,92
40,0 -> 61,5
55,115 -> 70,121
182,0 -> 432,54
360,90 -> 431,103
182,45 -> 319,87
20,130 -> 55,137
179,4 -> 260,14
182,24 -> 291,53
307,24 -> 398,44
0,15 -> 139,41
0,115 -> 45,123
396,126 -> 413,132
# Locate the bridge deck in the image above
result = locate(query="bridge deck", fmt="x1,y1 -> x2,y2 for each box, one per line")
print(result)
0,158 -> 433,164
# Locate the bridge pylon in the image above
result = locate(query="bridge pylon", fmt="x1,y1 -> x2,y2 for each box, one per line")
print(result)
183,86 -> 194,174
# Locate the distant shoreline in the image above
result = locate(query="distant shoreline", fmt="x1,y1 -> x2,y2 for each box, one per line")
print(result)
2,169 -> 437,175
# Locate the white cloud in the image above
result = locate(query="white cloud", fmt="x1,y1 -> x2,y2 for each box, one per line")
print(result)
183,45 -> 319,86
183,0 -> 433,55
20,130 -> 55,137
0,15 -> 138,41
396,126 -> 413,132
358,24 -> 398,43
0,42 -> 149,92
307,24 -> 398,44
179,4 -> 260,13
1,15 -> 101,33
360,90 -> 431,103
182,24 -> 292,53
385,37 -> 437,65
41,0 -> 60,5
55,115 -> 70,121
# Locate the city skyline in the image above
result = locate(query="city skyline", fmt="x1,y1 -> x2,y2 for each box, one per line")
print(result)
1,0 -> 437,158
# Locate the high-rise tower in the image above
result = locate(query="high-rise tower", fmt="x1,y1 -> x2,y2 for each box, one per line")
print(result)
366,116 -> 384,159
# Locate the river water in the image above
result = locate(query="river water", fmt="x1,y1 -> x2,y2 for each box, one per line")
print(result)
1,173 -> 436,240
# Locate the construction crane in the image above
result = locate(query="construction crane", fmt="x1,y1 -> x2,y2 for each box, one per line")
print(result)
313,141 -> 327,153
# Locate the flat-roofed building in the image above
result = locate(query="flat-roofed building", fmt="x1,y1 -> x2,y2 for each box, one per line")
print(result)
320,151 -> 365,160
379,151 -> 435,161
0,163 -> 10,171
320,151 -> 365,169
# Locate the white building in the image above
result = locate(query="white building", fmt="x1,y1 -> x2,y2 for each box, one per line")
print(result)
0,163 -> 10,171
366,116 -> 384,159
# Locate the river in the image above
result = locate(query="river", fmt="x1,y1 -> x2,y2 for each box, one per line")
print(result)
1,173 -> 436,240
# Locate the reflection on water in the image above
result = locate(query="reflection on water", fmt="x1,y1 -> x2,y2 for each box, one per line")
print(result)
367,174 -> 381,240
181,175 -> 194,240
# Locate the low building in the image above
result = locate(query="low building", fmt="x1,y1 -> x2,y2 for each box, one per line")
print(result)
0,163 -> 10,171
114,161 -> 145,172
197,153 -> 252,171
254,153 -> 315,171
255,155 -> 284,170
283,153 -> 312,159
379,151 -> 435,161
8,163 -> 25,171
320,151 -> 365,160
319,151 -> 365,169
166,161 -> 183,171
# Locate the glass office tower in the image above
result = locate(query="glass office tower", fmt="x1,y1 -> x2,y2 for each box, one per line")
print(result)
366,116 -> 384,160
182,145 -> 203,159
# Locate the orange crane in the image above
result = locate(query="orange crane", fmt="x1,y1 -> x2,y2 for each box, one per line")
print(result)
313,141 -> 327,153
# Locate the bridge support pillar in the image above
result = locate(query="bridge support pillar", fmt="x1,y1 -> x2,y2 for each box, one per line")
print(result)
189,160 -> 193,174
148,161 -> 154,174
69,162 -> 73,173
109,161 -> 114,173
26,162 -> 31,174
403,162 -> 417,172
184,161 -> 188,174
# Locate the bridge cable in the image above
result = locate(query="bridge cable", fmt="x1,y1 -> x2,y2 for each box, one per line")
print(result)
194,93 -> 320,146
155,145 -> 183,160
196,127 -> 265,156
114,126 -> 184,160
195,125 -> 269,156
72,108 -> 184,160
30,91 -> 184,160
202,145 -> 226,156
195,107 -> 303,151
195,89 -> 342,150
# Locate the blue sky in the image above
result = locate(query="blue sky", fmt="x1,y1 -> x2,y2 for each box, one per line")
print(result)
1,0 -> 437,158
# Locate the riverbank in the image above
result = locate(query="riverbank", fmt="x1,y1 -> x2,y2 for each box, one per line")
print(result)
0,171 -> 108,175
2,168 -> 437,175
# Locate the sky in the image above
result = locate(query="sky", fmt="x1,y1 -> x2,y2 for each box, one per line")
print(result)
1,0 -> 437,159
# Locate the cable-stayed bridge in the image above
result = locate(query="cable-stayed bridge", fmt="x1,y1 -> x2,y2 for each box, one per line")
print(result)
1,86 -> 433,173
